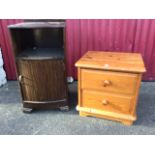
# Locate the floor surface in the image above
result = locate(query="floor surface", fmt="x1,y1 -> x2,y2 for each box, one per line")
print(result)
0,81 -> 155,135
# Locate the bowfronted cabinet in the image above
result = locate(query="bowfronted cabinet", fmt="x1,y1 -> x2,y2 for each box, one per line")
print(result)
9,22 -> 69,112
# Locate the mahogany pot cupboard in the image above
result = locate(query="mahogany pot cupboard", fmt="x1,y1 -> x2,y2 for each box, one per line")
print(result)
9,22 -> 69,113
75,51 -> 146,125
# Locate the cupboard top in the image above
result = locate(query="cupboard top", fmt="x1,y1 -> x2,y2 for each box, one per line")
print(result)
8,22 -> 65,29
75,51 -> 146,73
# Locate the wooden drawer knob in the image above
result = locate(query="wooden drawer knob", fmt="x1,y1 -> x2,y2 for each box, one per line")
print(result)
103,80 -> 111,87
102,99 -> 109,105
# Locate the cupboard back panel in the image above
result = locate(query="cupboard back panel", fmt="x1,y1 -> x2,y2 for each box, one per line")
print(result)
10,28 -> 64,56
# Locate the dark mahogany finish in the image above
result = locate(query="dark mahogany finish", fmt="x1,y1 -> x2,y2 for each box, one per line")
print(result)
9,22 -> 69,112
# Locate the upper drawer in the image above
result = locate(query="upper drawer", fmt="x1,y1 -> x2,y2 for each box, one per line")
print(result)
81,69 -> 138,95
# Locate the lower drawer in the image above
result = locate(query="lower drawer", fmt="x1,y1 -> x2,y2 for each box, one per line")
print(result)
82,90 -> 133,114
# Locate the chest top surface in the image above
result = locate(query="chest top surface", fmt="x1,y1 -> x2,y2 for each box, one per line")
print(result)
75,51 -> 146,73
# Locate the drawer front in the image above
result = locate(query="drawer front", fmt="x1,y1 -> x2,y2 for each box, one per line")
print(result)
82,90 -> 133,114
81,69 -> 138,95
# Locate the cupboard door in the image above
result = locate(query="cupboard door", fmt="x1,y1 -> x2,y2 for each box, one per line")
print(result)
17,59 -> 67,102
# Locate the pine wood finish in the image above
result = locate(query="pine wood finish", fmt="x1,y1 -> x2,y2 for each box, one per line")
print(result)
9,22 -> 69,112
75,51 -> 146,125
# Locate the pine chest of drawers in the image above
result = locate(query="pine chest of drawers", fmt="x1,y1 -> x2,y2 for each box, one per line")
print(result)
75,51 -> 146,125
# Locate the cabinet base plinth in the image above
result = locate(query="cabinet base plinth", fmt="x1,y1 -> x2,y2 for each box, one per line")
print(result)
79,111 -> 89,117
22,99 -> 68,113
77,106 -> 136,126
121,120 -> 133,126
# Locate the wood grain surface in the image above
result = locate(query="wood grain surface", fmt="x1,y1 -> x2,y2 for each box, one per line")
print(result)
82,90 -> 133,114
9,22 -> 69,111
75,51 -> 146,125
17,59 -> 67,102
75,51 -> 146,73
81,69 -> 138,95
